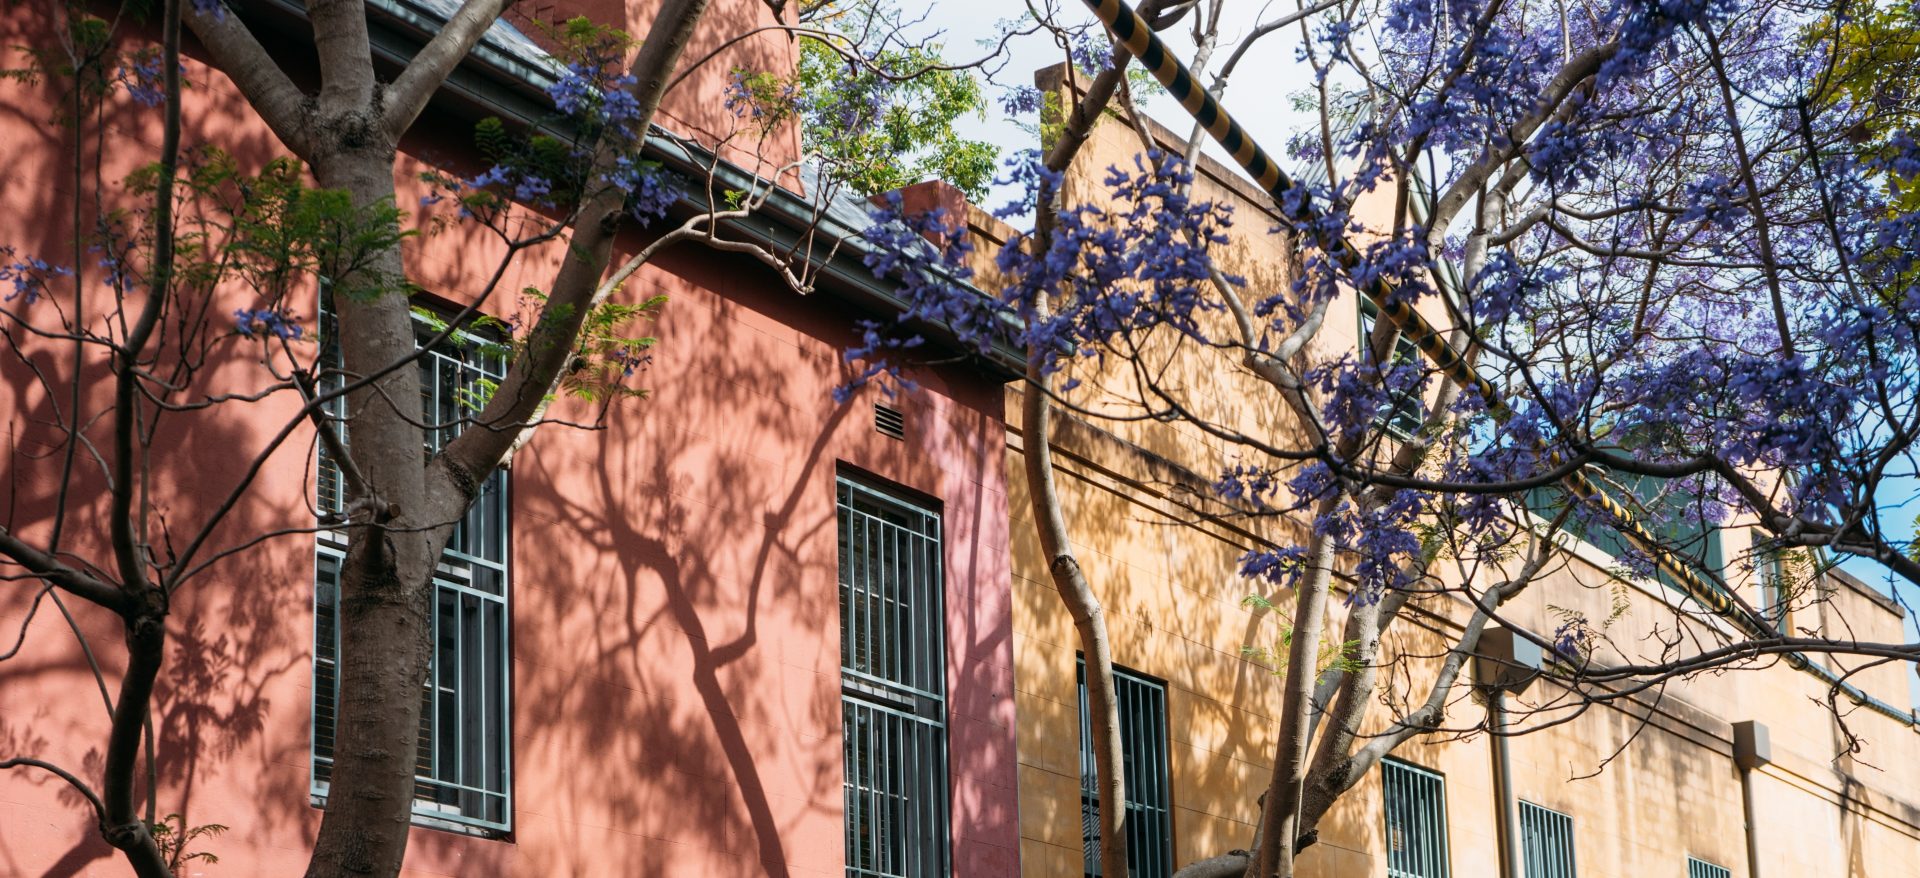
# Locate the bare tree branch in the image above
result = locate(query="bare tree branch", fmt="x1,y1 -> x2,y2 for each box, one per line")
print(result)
0,528 -> 126,611
182,4 -> 313,155
381,0 -> 514,139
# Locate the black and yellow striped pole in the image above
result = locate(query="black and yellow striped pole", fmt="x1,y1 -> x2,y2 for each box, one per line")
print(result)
1076,0 -> 1774,638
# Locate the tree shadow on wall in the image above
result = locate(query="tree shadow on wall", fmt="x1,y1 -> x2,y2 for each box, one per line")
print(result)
503,253 -> 868,876
0,6 -> 343,870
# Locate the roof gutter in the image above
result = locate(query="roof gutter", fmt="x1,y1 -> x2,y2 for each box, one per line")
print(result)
251,0 -> 1024,381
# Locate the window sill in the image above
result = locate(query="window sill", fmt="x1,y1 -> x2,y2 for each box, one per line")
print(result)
309,787 -> 510,839
1524,511 -> 1740,641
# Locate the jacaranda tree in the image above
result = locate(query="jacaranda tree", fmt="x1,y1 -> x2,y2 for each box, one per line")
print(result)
0,0 -> 1001,876
849,0 -> 1920,875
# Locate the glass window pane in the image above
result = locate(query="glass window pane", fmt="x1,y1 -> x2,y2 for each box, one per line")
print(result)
1382,760 -> 1450,878
837,477 -> 948,878
311,298 -> 512,834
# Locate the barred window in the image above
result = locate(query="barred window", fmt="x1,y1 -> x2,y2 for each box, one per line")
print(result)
313,300 -> 512,835
1687,857 -> 1732,878
1077,660 -> 1171,878
1527,472 -> 1725,592
1359,295 -> 1426,438
1382,759 -> 1450,878
1519,801 -> 1576,878
1758,548 -> 1798,634
838,476 -> 949,877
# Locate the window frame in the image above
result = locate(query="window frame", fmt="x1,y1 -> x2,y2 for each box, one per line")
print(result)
1686,857 -> 1733,878
837,474 -> 951,878
1358,294 -> 1427,439
1518,800 -> 1577,878
310,298 -> 515,837
1758,548 -> 1797,635
1381,758 -> 1451,878
1526,471 -> 1726,594
1076,658 -> 1173,878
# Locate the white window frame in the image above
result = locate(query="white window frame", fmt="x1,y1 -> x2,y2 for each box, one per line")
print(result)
311,300 -> 514,836
1382,758 -> 1450,878
838,475 -> 950,877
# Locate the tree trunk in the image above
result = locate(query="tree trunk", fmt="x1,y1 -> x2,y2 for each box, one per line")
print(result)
296,1 -> 716,872
303,143 -> 458,878
1022,371 -> 1128,877
1249,500 -> 1338,878
102,608 -> 174,878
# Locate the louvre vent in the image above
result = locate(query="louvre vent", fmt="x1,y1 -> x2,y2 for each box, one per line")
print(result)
874,403 -> 905,439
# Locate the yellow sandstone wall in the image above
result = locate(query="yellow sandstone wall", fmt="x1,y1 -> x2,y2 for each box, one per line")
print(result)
989,65 -> 1920,878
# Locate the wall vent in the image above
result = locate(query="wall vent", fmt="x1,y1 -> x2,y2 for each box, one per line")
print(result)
874,403 -> 905,440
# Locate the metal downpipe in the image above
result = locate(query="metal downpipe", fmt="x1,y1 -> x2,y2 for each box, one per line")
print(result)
1490,691 -> 1523,878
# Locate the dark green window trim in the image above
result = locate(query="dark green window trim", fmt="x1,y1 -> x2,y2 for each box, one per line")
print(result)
1519,801 -> 1576,878
1382,759 -> 1450,878
1527,471 -> 1725,593
1078,660 -> 1173,878
838,476 -> 950,878
1687,857 -> 1732,878
1359,295 -> 1427,438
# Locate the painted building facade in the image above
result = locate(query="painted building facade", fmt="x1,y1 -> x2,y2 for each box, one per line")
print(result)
1,2 -> 1916,875
991,67 -> 1920,878
0,2 -> 1019,876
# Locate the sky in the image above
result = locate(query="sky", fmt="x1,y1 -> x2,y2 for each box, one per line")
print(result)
914,0 -> 1323,210
905,0 -> 1919,696
1834,476 -> 1920,709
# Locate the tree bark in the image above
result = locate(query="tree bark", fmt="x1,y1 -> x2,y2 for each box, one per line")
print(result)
1014,8 -> 1195,871
1022,369 -> 1128,877
303,139 -> 454,878
1174,850 -> 1253,878
299,1 -> 715,875
1249,502 -> 1338,878
436,0 -> 714,496
100,612 -> 174,878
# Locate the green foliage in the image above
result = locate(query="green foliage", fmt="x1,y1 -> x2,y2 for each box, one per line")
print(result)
1410,505 -> 1517,566
1028,88 -> 1067,145
1124,67 -> 1167,104
292,190 -> 410,301
1823,2 -> 1920,301
457,377 -> 500,413
143,150 -> 412,303
1239,594 -> 1364,678
1830,2 -> 1920,158
741,0 -> 999,201
505,287 -> 667,403
92,145 -> 412,329
148,813 -> 226,875
561,293 -> 668,402
1763,547 -> 1827,611
416,15 -> 674,232
535,14 -> 636,61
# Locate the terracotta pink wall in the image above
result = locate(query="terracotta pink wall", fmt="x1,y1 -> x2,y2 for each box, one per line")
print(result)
476,239 -> 1019,877
500,0 -> 804,174
0,3 -> 1015,875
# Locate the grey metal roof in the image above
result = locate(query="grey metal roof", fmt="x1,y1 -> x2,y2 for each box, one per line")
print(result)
358,0 -> 1020,375
372,0 -> 565,89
